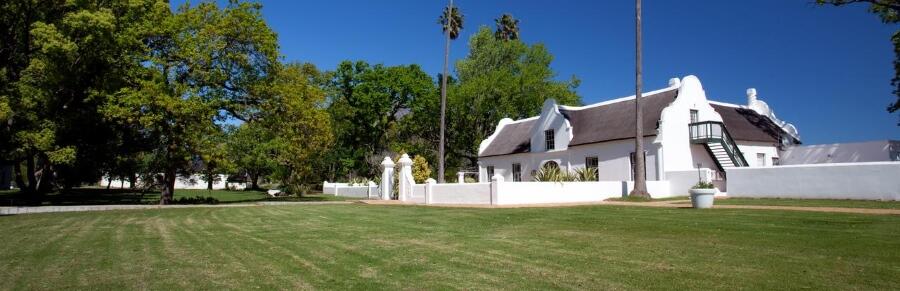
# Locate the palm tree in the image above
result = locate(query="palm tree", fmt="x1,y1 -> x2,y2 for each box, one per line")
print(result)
438,0 -> 462,183
494,13 -> 519,41
630,0 -> 651,199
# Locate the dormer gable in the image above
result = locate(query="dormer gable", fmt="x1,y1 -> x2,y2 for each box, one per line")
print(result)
529,99 -> 573,152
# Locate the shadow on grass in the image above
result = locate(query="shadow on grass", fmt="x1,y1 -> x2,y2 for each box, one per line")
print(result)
0,188 -> 355,206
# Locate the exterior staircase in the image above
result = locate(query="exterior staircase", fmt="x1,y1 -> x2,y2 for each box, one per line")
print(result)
689,121 -> 748,174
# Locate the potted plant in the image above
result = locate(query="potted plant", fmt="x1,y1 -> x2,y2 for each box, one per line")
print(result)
689,181 -> 717,209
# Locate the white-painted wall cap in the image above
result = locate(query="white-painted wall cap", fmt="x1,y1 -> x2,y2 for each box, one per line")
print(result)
668,78 -> 681,87
381,156 -> 395,166
398,153 -> 412,165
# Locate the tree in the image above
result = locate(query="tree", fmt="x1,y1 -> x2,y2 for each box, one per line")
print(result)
262,63 -> 333,191
446,27 -> 580,168
629,0 -> 651,199
1,0 -> 160,194
325,61 -> 436,179
817,0 -> 900,124
226,122 -> 276,190
494,13 -> 520,41
102,1 -> 279,204
411,155 -> 432,183
438,1 -> 464,183
197,127 -> 235,190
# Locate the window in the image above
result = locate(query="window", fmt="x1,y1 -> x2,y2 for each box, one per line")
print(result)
585,156 -> 599,180
756,153 -> 766,167
629,151 -> 648,181
585,156 -> 599,170
486,166 -> 495,179
544,129 -> 555,150
771,157 -> 780,166
542,161 -> 559,169
690,109 -> 699,123
512,163 -> 522,182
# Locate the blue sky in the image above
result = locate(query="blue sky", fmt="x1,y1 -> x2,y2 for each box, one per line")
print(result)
174,0 -> 899,144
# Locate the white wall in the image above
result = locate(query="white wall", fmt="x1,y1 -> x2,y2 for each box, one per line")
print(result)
529,99 -> 573,152
727,162 -> 900,200
429,183 -> 492,204
479,137 -> 661,182
334,185 -> 373,198
736,141 -> 779,167
666,169 -> 717,196
657,75 -> 725,173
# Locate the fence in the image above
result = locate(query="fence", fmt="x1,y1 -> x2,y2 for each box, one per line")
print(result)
323,181 -> 378,199
727,162 -> 900,200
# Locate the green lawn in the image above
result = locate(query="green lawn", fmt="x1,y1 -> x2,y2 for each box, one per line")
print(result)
673,198 -> 900,209
0,188 -> 352,206
1,205 -> 898,290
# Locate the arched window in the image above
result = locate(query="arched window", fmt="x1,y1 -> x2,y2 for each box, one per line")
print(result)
542,161 -> 559,170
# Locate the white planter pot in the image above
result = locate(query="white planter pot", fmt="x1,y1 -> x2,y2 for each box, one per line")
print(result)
689,188 -> 717,209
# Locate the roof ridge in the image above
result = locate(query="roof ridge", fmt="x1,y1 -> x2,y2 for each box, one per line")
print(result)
558,86 -> 678,111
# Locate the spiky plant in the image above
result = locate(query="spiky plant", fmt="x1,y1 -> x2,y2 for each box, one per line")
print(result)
574,167 -> 598,182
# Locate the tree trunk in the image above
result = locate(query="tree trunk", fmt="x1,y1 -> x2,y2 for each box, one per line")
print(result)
107,177 -> 112,190
13,162 -> 27,192
129,173 -> 137,189
35,155 -> 53,194
251,173 -> 259,190
25,154 -> 36,194
629,0 -> 650,199
160,168 -> 176,205
438,0 -> 454,184
207,172 -> 214,190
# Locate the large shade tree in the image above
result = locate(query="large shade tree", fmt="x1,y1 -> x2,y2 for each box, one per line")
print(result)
325,61 -> 436,179
1,0 -> 161,194
103,1 -> 279,204
445,27 -> 581,169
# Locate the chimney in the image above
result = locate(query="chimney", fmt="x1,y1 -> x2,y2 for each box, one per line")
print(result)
746,88 -> 757,105
668,78 -> 681,87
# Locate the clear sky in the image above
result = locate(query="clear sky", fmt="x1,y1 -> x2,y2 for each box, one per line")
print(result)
173,0 -> 899,145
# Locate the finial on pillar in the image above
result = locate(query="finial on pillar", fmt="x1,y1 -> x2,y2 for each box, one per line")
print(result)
747,88 -> 757,105
668,78 -> 681,87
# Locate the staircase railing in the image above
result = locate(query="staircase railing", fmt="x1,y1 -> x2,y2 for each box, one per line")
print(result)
688,121 -> 749,167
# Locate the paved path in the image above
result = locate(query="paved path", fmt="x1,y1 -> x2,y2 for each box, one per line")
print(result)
363,199 -> 900,215
603,199 -> 900,215
0,201 -> 354,215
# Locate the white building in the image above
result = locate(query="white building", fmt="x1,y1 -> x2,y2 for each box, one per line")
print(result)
476,75 -> 801,190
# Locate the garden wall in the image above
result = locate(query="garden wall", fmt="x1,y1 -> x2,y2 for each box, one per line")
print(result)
727,162 -> 900,200
429,183 -> 492,205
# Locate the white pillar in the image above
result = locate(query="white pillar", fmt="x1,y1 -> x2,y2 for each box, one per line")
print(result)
490,174 -> 504,205
380,157 -> 395,200
367,181 -> 377,199
457,172 -> 465,184
398,154 -> 413,201
425,178 -> 436,204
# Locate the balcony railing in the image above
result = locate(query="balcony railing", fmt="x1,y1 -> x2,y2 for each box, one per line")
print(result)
689,121 -> 749,167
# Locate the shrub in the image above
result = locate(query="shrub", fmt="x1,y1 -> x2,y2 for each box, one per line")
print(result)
171,196 -> 219,204
349,177 -> 370,186
412,155 -> 431,183
574,167 -> 598,182
464,176 -> 477,183
692,181 -> 715,189
533,165 -> 577,182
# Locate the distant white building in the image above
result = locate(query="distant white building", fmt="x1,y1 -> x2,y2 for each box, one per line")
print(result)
100,174 -> 247,190
476,75 -> 801,189
780,140 -> 900,165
